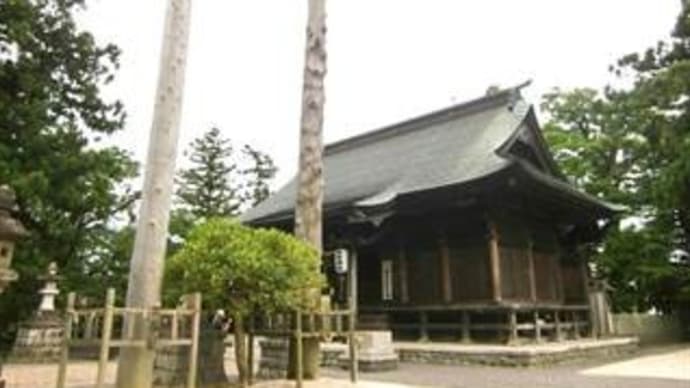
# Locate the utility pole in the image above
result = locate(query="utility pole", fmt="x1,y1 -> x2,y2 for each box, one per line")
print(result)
115,0 -> 192,386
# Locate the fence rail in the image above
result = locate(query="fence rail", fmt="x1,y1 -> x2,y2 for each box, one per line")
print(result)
248,305 -> 358,388
56,288 -> 201,388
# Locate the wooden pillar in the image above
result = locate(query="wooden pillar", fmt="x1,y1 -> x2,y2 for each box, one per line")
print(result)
461,311 -> 471,343
419,311 -> 429,342
349,248 -> 358,315
96,289 -> 115,388
580,257 -> 595,337
397,237 -> 409,304
348,301 -> 358,383
527,238 -> 537,302
571,311 -> 581,339
580,257 -> 591,302
554,248 -> 565,303
554,309 -> 563,341
186,293 -> 201,388
508,309 -> 518,345
56,292 -> 76,388
295,311 -> 303,388
487,219 -> 502,302
533,310 -> 542,342
438,231 -> 453,303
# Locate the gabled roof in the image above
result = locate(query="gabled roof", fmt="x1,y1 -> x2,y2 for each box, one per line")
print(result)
241,85 -> 621,225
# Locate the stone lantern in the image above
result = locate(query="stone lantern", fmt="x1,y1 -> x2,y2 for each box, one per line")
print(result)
0,185 -> 25,388
0,185 -> 26,293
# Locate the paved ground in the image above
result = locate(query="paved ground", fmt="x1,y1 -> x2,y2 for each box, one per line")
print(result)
4,361 -> 423,388
581,346 -> 690,381
4,345 -> 688,387
323,345 -> 690,388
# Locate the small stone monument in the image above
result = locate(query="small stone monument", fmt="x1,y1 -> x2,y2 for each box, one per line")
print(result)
10,262 -> 64,363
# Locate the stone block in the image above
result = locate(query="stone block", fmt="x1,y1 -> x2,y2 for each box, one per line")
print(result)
320,342 -> 346,367
258,338 -> 289,379
9,314 -> 63,363
338,331 -> 398,372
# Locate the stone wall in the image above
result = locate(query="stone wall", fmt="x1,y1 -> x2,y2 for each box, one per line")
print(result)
397,339 -> 639,367
257,338 -> 289,379
613,313 -> 683,344
320,343 -> 346,367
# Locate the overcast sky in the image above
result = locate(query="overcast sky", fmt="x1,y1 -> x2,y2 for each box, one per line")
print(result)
79,1 -> 680,187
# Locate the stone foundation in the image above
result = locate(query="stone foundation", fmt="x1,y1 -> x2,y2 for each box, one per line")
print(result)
338,331 -> 398,372
153,346 -> 191,388
257,338 -> 289,379
320,343 -> 346,367
397,337 -> 639,367
9,314 -> 63,363
153,327 -> 228,388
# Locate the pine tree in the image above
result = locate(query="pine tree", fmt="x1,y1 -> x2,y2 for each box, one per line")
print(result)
241,144 -> 277,206
176,127 -> 241,218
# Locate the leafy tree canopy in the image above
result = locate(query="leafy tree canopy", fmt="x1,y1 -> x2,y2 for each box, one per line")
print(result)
542,4 -> 690,312
165,219 -> 323,386
165,218 -> 323,315
0,0 -> 137,350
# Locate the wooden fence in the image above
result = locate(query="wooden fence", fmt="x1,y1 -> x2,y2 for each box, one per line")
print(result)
248,307 -> 358,388
56,288 -> 201,388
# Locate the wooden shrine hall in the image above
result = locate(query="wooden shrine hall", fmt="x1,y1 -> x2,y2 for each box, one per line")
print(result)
241,84 -> 621,343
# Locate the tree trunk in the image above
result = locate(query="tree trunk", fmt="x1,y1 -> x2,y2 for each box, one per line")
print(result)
115,1 -> 192,387
233,315 -> 248,388
196,322 -> 229,386
291,0 -> 328,381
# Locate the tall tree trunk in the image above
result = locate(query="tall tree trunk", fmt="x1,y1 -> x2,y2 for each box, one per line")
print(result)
233,314 -> 248,388
291,0 -> 328,380
115,1 -> 192,386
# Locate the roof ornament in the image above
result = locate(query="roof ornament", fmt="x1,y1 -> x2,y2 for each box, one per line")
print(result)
485,85 -> 501,96
508,79 -> 533,114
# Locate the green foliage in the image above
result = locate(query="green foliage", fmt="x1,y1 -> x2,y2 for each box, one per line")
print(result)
0,0 -> 137,351
542,4 -> 690,313
176,128 -> 277,220
165,219 -> 324,315
177,127 -> 240,218
240,144 -> 277,207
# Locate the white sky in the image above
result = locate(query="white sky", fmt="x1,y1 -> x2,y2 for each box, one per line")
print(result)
79,1 -> 680,187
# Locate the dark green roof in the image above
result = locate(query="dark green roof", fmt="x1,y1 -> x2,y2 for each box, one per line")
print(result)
241,86 -> 621,224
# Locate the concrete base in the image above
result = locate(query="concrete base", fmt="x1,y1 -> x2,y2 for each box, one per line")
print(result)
396,337 -> 639,367
9,313 -> 63,363
338,331 -> 399,372
258,338 -> 289,379
320,343 -> 347,367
